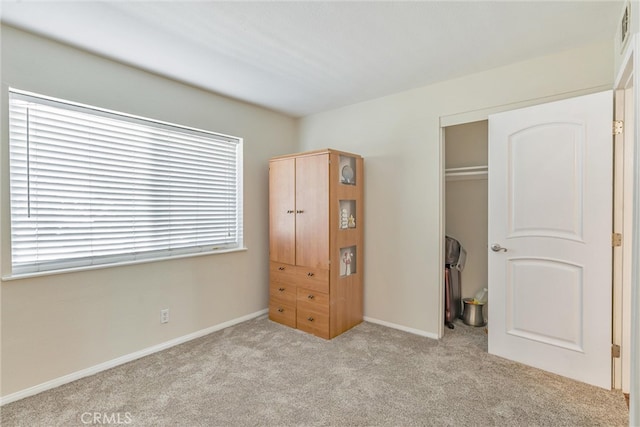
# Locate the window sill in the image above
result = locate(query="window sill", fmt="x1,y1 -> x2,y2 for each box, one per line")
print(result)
1,247 -> 248,282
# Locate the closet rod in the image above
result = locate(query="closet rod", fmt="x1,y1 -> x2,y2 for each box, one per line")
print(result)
445,165 -> 488,181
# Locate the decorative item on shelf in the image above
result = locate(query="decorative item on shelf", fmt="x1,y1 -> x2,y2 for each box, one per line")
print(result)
348,214 -> 356,228
341,164 -> 354,184
341,208 -> 349,229
342,250 -> 353,276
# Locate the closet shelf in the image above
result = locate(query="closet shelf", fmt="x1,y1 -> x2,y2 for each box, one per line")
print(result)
445,165 -> 488,181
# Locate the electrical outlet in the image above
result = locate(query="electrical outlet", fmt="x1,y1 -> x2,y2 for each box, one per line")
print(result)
160,308 -> 169,324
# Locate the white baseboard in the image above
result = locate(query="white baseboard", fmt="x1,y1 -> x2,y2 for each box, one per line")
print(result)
363,316 -> 440,340
0,309 -> 268,406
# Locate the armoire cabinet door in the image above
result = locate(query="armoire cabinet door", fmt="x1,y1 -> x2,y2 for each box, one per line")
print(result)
295,154 -> 329,269
269,158 -> 296,264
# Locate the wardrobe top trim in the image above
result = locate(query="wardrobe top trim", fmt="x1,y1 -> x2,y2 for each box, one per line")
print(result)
270,148 -> 362,161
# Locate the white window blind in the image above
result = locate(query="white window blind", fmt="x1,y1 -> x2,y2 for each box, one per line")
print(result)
9,89 -> 243,275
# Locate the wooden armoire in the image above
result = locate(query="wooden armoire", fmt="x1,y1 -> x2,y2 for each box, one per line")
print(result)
268,149 -> 363,339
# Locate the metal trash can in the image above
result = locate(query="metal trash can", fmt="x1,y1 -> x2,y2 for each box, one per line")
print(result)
462,298 -> 486,327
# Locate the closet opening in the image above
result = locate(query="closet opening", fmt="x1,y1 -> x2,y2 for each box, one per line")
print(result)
443,120 -> 489,337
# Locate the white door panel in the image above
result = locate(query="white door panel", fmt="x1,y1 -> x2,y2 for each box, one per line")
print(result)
507,257 -> 583,351
508,123 -> 584,240
489,91 -> 612,389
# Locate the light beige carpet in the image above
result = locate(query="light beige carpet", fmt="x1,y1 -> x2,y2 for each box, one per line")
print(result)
1,315 -> 629,426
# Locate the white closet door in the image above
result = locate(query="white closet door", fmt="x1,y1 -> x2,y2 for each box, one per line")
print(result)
488,91 -> 612,389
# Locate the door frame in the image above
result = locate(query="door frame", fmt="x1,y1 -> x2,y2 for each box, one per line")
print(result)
615,31 -> 640,424
613,38 -> 635,393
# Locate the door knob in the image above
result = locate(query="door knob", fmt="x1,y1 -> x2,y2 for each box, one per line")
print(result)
491,243 -> 507,252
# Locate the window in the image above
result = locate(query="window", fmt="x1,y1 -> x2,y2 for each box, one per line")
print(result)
8,89 -> 243,276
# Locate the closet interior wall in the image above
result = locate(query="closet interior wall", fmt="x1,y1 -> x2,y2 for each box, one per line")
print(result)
444,120 -> 489,303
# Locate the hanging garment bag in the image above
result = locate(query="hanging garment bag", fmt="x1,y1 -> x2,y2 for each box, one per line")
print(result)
444,236 -> 465,329
444,266 -> 461,329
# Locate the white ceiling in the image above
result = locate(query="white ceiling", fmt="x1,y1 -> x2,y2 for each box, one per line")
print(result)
1,1 -> 624,117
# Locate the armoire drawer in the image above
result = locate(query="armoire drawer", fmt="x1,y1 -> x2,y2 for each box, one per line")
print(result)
296,307 -> 329,339
270,262 -> 329,293
269,300 -> 296,328
295,266 -> 329,293
270,262 -> 297,284
269,281 -> 296,305
296,287 -> 329,311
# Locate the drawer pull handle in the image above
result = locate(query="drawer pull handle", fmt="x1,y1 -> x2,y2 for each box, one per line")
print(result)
296,210 -> 304,214
278,308 -> 284,313
278,287 -> 285,292
307,272 -> 314,277
278,267 -> 285,271
286,210 -> 294,214
307,317 -> 314,322
307,295 -> 314,300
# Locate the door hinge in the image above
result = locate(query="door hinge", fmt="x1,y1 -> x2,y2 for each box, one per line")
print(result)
612,233 -> 622,247
612,344 -> 621,358
613,120 -> 624,135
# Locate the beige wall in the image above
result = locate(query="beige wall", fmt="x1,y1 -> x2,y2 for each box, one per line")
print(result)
0,26 -> 297,396
445,121 -> 488,301
299,41 -> 614,336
